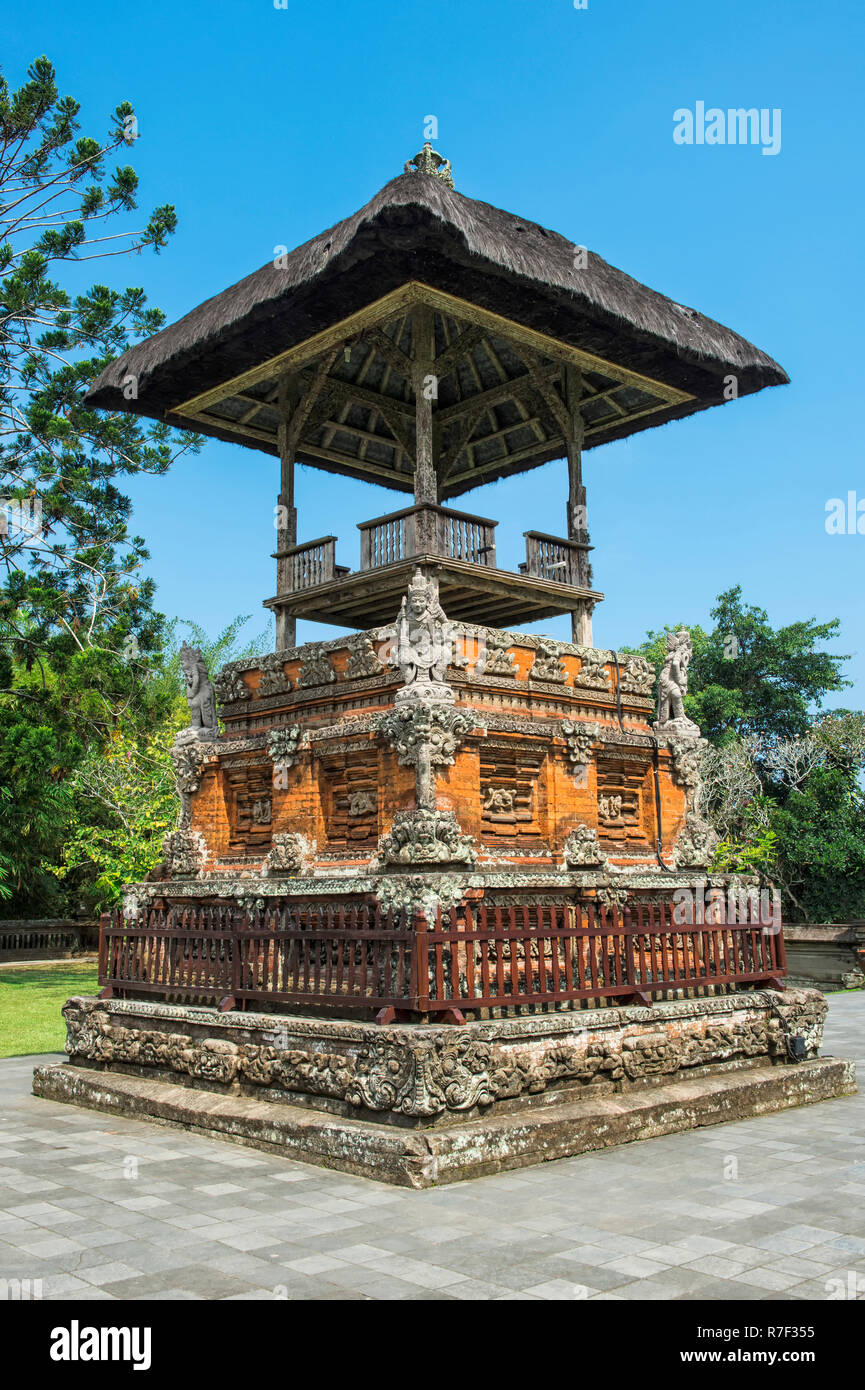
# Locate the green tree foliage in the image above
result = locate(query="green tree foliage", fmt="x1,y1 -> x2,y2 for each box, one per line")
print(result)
770,767 -> 865,923
0,57 -> 200,915
54,615 -> 269,912
630,592 -> 861,922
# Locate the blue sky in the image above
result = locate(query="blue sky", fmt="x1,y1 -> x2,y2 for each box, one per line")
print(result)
10,0 -> 864,705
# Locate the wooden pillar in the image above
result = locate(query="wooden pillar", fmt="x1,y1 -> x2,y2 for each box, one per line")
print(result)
275,375 -> 299,651
564,364 -> 592,646
412,304 -> 437,507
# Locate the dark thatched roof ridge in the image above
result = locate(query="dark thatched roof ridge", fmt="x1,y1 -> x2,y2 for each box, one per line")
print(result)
87,171 -> 788,429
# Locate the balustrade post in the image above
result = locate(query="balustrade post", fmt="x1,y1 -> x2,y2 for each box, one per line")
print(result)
412,908 -> 431,1017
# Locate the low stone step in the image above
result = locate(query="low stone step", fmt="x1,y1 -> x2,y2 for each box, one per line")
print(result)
33,1056 -> 855,1189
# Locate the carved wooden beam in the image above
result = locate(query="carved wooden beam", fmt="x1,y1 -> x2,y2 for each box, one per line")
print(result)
367,327 -> 413,382
433,324 -> 485,378
512,345 -> 572,438
436,363 -> 561,425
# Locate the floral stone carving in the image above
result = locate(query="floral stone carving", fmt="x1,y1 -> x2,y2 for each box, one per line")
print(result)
379,701 -> 476,770
265,832 -> 308,875
162,828 -> 208,877
257,653 -> 292,698
169,732 -> 210,829
563,824 -> 608,868
213,665 -> 250,705
297,644 -> 337,688
619,655 -> 655,697
529,639 -> 567,683
345,635 -> 385,679
267,725 -> 302,769
575,647 -> 611,691
673,810 -> 720,869
669,737 -> 708,800
480,629 -> 517,677
376,808 -> 477,867
374,873 -> 471,918
561,719 -> 600,766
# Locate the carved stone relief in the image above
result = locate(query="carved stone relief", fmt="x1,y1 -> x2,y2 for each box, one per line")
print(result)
376,808 -> 477,867
575,647 -> 611,691
297,645 -> 338,688
529,640 -> 567,683
563,824 -> 609,868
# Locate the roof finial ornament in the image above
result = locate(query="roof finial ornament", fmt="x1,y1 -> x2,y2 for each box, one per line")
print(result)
404,141 -> 454,189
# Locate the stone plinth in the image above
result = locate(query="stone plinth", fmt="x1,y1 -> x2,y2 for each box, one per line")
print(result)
32,989 -> 855,1186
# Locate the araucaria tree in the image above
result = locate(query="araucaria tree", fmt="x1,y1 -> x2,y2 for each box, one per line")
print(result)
0,57 -> 199,913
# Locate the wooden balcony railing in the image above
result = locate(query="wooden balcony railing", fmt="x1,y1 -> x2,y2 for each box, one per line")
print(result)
276,535 -> 349,593
521,531 -> 592,587
358,503 -> 497,571
99,898 -> 786,1018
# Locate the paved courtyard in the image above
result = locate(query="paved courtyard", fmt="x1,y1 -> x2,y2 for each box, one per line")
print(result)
1,993 -> 864,1302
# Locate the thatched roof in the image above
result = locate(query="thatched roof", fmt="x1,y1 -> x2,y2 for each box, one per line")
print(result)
86,171 -> 787,495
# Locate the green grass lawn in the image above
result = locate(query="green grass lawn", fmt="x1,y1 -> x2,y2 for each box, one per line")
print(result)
0,959 -> 99,1058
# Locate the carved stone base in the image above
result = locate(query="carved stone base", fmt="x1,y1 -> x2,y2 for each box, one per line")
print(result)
31,989 -> 855,1185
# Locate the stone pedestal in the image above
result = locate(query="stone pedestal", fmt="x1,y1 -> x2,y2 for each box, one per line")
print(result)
33,988 -> 855,1187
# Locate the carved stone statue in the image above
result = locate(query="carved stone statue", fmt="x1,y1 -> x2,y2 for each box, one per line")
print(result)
654,628 -> 700,737
179,644 -> 218,739
394,569 -> 453,692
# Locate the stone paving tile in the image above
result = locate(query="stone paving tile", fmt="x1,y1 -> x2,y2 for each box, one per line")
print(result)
3,994 -> 865,1300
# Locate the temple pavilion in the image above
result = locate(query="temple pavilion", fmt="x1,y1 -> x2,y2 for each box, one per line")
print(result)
88,142 -> 787,648
35,144 -> 852,1189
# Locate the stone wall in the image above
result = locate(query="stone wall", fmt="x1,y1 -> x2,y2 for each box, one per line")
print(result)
0,920 -> 99,962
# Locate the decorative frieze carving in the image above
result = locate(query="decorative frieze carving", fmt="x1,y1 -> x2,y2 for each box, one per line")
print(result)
213,666 -> 250,706
563,824 -> 609,868
257,654 -> 293,698
297,645 -> 337,688
376,808 -> 477,867
162,828 -> 208,878
561,719 -> 600,766
265,832 -> 309,875
673,810 -> 720,869
575,647 -> 611,691
619,654 -> 656,697
529,639 -> 567,683
345,635 -> 386,680
62,989 -> 827,1120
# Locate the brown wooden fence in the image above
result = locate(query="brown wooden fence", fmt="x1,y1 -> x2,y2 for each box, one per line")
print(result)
98,898 -> 786,1018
